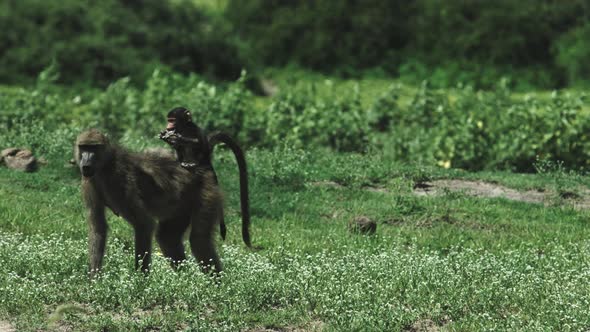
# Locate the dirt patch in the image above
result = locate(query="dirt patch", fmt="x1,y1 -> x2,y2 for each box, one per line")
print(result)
403,319 -> 440,332
414,180 -> 547,204
568,188 -> 590,210
414,179 -> 590,210
361,184 -> 389,193
312,178 -> 590,209
245,319 -> 324,332
310,181 -> 344,189
0,321 -> 15,332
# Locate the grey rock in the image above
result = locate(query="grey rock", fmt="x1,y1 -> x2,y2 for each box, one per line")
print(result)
348,216 -> 377,235
1,148 -> 38,172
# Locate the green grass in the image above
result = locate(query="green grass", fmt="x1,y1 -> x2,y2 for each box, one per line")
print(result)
1,145 -> 590,331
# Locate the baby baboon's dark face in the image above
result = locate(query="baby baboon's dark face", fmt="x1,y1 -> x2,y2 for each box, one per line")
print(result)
166,107 -> 193,131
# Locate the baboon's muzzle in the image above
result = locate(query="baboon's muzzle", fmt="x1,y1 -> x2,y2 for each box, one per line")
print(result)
81,166 -> 95,177
79,152 -> 96,177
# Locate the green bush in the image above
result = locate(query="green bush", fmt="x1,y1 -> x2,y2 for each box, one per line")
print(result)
0,0 -> 243,86
2,0 -> 589,88
226,0 -> 586,89
383,82 -> 590,171
3,72 -> 590,172
398,60 -> 557,90
554,23 -> 590,86
225,0 -> 410,73
78,69 -> 253,140
265,83 -> 370,152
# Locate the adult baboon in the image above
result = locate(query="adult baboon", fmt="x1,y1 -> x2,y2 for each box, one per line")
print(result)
160,107 -> 251,247
75,129 -> 236,275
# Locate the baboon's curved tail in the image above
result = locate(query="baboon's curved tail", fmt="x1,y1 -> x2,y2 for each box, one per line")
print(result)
209,132 -> 251,247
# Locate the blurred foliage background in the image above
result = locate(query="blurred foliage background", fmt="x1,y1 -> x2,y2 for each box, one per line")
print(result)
1,0 -> 590,173
1,0 -> 590,89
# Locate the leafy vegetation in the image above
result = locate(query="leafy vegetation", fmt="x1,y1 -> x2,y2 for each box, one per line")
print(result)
0,0 -> 242,86
2,69 -> 590,328
2,71 -> 589,172
2,0 -> 590,88
2,3 -> 590,329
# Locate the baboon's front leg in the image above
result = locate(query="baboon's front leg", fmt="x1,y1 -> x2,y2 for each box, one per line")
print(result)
87,205 -> 107,277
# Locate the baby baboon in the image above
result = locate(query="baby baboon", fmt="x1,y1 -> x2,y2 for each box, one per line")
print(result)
160,107 -> 251,247
75,129 -> 234,275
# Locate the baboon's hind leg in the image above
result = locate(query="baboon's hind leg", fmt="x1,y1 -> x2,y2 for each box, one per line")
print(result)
189,204 -> 222,274
156,217 -> 190,268
211,170 -> 227,241
132,219 -> 156,273
219,216 -> 227,241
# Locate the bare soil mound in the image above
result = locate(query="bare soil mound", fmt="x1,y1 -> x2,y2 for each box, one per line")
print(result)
413,179 -> 590,210
413,180 -> 547,204
311,178 -> 590,209
0,321 -> 15,332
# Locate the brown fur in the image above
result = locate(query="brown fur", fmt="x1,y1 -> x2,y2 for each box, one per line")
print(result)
75,129 -> 223,275
160,109 -> 251,247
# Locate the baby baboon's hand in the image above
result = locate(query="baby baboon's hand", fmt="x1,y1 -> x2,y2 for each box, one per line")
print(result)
160,130 -> 180,146
180,162 -> 197,172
